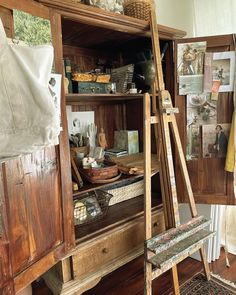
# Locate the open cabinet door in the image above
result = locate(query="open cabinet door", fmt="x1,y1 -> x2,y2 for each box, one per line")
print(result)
174,34 -> 235,205
0,1 -> 74,293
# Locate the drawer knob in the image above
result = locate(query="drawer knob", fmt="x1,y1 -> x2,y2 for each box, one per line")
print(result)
102,247 -> 109,254
153,222 -> 159,227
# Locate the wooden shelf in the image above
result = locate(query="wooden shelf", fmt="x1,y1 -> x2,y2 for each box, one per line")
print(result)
73,174 -> 144,198
75,194 -> 162,242
66,93 -> 143,104
38,0 -> 186,41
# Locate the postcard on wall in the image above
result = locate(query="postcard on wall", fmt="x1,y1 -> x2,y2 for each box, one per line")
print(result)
187,93 -> 217,126
202,123 -> 230,158
186,125 -> 200,161
179,75 -> 203,95
212,51 -> 235,92
177,41 -> 207,78
203,52 -> 213,92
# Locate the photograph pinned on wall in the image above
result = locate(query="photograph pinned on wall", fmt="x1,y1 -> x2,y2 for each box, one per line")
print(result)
186,125 -> 200,161
177,41 -> 207,95
212,51 -> 235,92
187,93 -> 217,126
202,123 -> 230,158
49,74 -> 62,129
177,41 -> 207,78
179,75 -> 204,95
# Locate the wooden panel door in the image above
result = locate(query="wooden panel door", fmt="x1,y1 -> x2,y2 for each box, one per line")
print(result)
0,1 -> 74,293
174,34 -> 235,205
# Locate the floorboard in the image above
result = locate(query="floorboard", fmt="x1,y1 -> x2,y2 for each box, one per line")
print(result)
32,248 -> 236,294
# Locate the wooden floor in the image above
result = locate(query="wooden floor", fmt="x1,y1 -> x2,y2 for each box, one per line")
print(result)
32,248 -> 236,294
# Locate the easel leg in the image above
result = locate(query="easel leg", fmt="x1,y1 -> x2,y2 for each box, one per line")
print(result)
144,260 -> 152,295
171,265 -> 180,295
199,246 -> 211,281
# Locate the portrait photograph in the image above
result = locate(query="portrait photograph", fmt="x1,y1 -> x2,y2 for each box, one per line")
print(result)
202,124 -> 230,158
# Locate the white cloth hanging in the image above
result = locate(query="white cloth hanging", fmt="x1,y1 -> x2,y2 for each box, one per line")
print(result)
0,18 -> 60,158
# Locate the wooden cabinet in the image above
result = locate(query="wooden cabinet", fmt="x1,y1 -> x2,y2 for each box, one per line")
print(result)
0,0 -> 235,294
43,201 -> 165,295
0,1 -> 74,293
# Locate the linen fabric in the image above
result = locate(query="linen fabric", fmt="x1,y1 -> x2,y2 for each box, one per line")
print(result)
0,18 -> 60,158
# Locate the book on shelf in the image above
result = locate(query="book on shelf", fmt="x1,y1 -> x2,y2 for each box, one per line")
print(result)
105,148 -> 128,157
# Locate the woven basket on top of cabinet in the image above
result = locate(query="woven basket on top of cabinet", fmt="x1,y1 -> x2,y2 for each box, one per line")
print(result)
123,0 -> 151,21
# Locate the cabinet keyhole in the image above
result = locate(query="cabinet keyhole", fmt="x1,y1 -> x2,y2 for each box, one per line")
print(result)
102,247 -> 108,254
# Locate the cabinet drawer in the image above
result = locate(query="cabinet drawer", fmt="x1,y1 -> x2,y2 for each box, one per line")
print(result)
72,210 -> 165,279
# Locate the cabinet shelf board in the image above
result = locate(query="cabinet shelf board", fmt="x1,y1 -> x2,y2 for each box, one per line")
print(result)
38,0 -> 186,41
75,195 -> 162,242
66,93 -> 143,104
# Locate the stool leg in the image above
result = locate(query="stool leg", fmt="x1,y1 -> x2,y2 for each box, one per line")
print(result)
199,247 -> 211,281
171,265 -> 180,295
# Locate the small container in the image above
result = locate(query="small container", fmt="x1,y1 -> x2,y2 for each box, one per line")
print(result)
76,152 -> 84,166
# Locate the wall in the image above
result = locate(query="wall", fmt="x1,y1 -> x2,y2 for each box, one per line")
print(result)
193,0 -> 236,36
156,0 -> 194,37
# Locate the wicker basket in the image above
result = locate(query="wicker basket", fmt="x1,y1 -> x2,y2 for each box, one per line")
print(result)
123,0 -> 151,21
74,190 -> 112,226
106,178 -> 144,206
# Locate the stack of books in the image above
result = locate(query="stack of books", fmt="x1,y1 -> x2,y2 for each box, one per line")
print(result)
104,148 -> 128,157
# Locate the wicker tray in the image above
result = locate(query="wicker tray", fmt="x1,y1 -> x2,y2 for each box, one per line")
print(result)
79,162 -> 119,183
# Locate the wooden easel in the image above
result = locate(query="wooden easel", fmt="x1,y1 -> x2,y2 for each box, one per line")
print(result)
144,2 -> 215,294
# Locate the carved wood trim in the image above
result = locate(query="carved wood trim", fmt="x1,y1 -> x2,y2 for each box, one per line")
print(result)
0,0 -> 50,19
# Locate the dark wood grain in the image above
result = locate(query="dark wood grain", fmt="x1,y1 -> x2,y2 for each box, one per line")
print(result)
66,93 -> 143,103
1,0 -> 49,19
50,10 -> 75,252
2,149 -> 63,277
0,2 -> 74,293
174,34 -> 235,205
0,6 -> 13,38
0,165 -> 15,294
